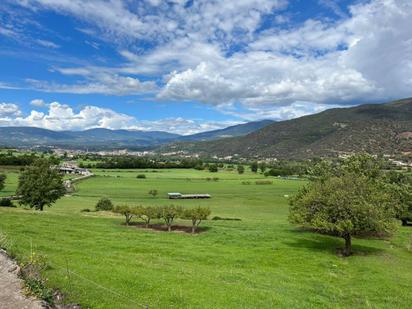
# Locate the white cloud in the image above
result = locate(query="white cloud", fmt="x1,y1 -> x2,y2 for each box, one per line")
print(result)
0,103 -> 22,117
30,99 -> 47,107
0,100 -> 239,134
36,39 -> 60,48
26,73 -> 157,95
159,0 -> 412,106
7,0 -> 412,119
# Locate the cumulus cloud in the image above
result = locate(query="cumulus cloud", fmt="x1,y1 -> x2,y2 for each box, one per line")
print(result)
159,0 -> 412,106
6,0 -> 412,118
0,100 -> 238,134
0,103 -> 22,117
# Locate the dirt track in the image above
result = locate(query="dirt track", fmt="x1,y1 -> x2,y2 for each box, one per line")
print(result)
0,250 -> 44,309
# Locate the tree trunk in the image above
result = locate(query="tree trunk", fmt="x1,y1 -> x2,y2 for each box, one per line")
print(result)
39,204 -> 44,211
191,225 -> 196,234
402,219 -> 408,226
168,225 -> 171,232
343,234 -> 352,256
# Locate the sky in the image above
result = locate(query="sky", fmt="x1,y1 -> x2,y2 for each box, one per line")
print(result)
0,0 -> 411,135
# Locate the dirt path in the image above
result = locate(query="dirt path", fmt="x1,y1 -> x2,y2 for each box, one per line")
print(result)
0,250 -> 45,309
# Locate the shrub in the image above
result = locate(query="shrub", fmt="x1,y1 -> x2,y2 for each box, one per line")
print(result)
136,174 -> 146,179
237,165 -> 245,174
182,207 -> 211,233
148,189 -> 158,198
208,165 -> 218,173
95,197 -> 113,211
212,177 -> 219,182
0,198 -> 15,207
255,180 -> 273,185
241,181 -> 251,185
80,208 -> 91,212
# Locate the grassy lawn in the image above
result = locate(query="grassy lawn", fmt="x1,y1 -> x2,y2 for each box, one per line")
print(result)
1,168 -> 412,308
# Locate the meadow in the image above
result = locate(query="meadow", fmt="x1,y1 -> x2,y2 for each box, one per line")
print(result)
1,167 -> 412,308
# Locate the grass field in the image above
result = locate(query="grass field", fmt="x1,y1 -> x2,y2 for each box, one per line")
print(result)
1,167 -> 412,308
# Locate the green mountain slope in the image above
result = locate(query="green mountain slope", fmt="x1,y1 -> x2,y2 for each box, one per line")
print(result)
163,98 -> 412,159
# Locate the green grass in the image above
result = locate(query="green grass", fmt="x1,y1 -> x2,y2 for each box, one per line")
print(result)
1,168 -> 412,308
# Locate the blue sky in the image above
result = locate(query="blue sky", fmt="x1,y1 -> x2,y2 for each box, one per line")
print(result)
0,0 -> 411,134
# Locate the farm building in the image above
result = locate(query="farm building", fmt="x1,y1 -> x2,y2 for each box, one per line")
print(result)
168,193 -> 211,199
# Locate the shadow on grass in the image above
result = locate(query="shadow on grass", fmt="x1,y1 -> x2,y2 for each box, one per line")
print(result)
125,222 -> 211,234
285,228 -> 384,256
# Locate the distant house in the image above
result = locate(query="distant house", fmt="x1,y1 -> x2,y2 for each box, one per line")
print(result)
168,193 -> 211,199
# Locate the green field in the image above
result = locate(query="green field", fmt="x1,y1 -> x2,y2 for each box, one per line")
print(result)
1,168 -> 412,308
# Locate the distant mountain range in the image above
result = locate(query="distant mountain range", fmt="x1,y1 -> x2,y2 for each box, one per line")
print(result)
0,120 -> 273,150
162,98 -> 412,159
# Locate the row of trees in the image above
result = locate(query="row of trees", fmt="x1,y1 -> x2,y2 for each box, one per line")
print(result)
113,205 -> 211,233
289,154 -> 412,256
0,152 -> 59,166
88,157 -> 205,169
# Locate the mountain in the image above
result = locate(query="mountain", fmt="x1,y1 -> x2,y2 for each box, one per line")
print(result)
162,98 -> 412,159
0,127 -> 180,149
178,120 -> 274,141
0,120 -> 272,149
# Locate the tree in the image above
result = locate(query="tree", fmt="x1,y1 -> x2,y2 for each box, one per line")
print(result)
237,165 -> 244,174
113,205 -> 135,225
16,159 -> 65,211
95,197 -> 114,211
138,206 -> 160,228
161,205 -> 182,232
182,207 -> 211,233
0,174 -> 6,191
289,155 -> 398,256
385,172 -> 412,226
259,162 -> 267,174
208,164 -> 218,173
250,162 -> 258,173
148,189 -> 158,198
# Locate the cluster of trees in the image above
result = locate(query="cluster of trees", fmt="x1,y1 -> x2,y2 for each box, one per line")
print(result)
113,205 -> 211,233
0,174 -> 6,191
0,152 -> 59,166
289,154 -> 412,256
90,157 -> 205,169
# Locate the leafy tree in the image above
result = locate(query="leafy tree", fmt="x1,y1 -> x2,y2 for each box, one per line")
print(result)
137,206 -> 160,228
113,205 -> 135,225
95,197 -> 114,211
385,172 -> 412,225
148,189 -> 158,198
250,162 -> 258,173
16,159 -> 65,211
182,207 -> 211,233
208,164 -> 218,173
237,165 -> 245,174
289,155 -> 398,256
0,174 -> 6,191
161,205 -> 182,232
259,162 -> 267,173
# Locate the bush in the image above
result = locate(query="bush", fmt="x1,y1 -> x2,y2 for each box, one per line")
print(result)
255,180 -> 273,185
208,165 -> 218,173
241,181 -> 251,185
136,174 -> 146,179
95,197 -> 113,211
0,198 -> 15,207
148,189 -> 158,198
80,208 -> 91,212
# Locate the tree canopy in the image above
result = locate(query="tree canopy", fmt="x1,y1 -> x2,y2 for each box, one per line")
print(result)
0,174 -> 6,192
289,154 -> 400,256
16,158 -> 66,211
